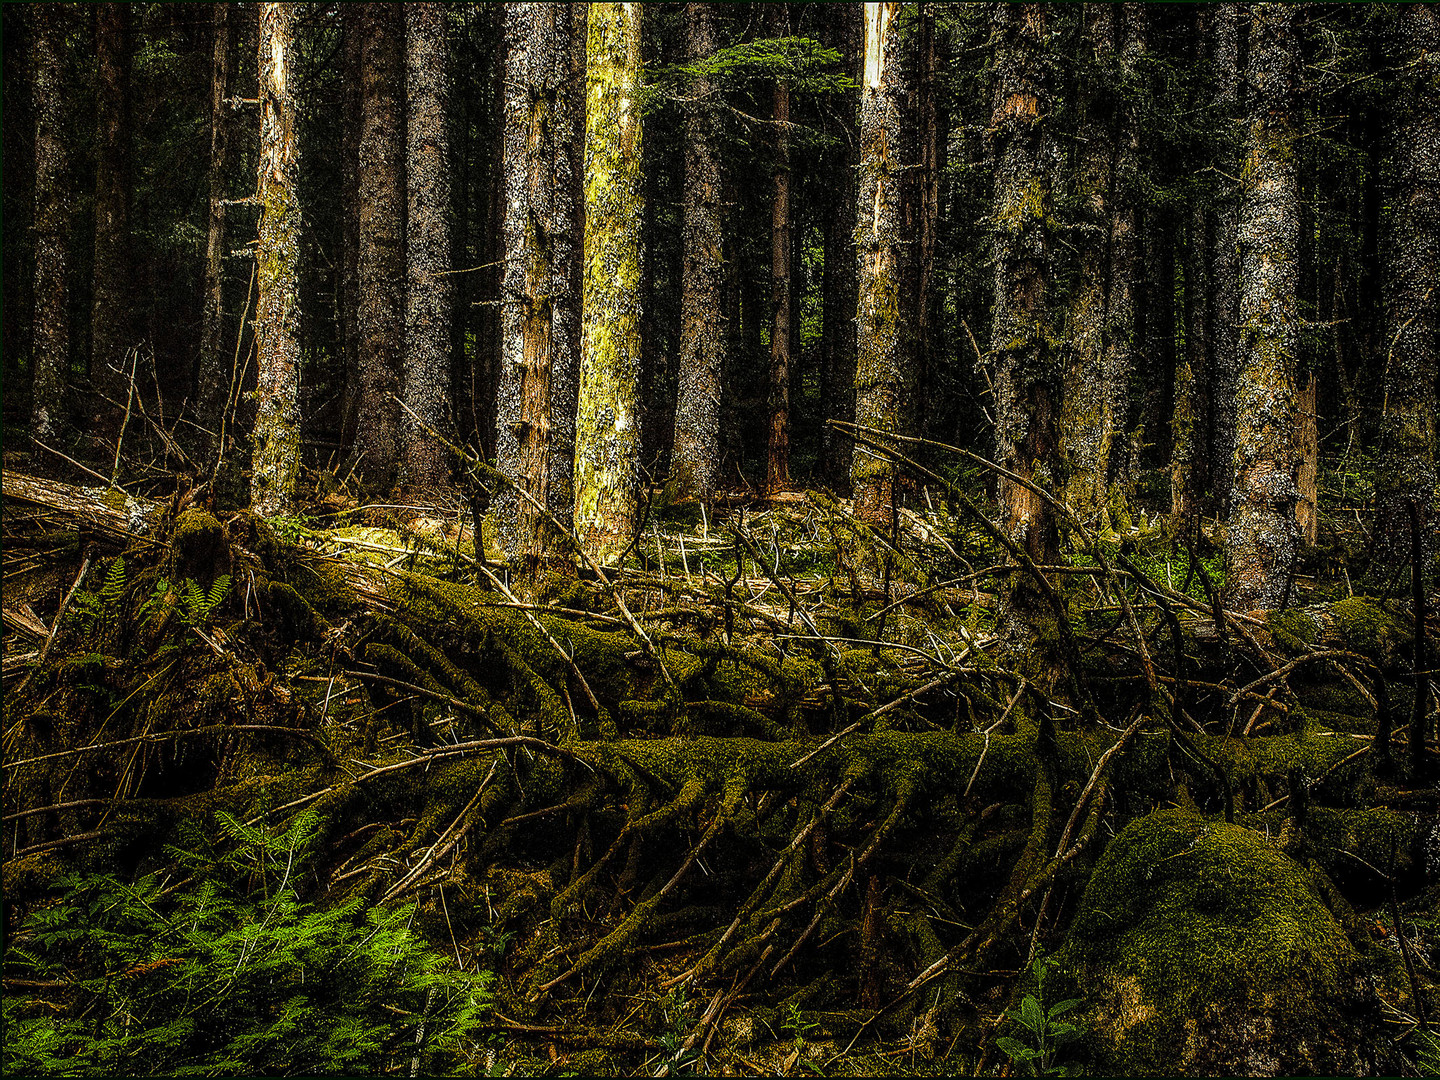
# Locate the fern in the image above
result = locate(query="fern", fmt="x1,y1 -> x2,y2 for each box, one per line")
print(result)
98,557 -> 127,610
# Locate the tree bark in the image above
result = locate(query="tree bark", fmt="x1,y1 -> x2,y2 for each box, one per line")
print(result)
30,4 -> 71,443
495,3 -> 585,575
850,1 -> 916,528
352,2 -> 406,492
402,2 -> 454,492
987,2 -> 1057,565
1226,2 -> 1301,613
1295,372 -> 1318,545
575,3 -> 645,563
915,2 -> 945,441
197,2 -> 232,454
249,2 -> 302,516
89,3 -> 132,435
766,4 -> 793,496
1376,3 -> 1439,563
338,6 -> 364,456
1208,3 -> 1243,514
671,2 -> 727,504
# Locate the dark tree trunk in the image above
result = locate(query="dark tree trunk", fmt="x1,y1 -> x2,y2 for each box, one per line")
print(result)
3,7 -> 35,404
352,2 -> 406,491
338,6 -> 364,455
1208,2 -> 1243,513
671,2 -> 727,503
197,2 -> 232,454
850,1 -> 916,527
249,2 -> 301,515
31,4 -> 71,442
915,2 -> 945,441
766,4 -> 793,496
987,2 -> 1058,565
90,3 -> 132,434
495,2 -> 585,575
402,2 -> 454,492
1376,4 -> 1439,562
1226,2 -> 1301,612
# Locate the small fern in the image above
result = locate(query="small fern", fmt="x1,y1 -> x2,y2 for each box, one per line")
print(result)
98,557 -> 127,610
177,575 -> 231,628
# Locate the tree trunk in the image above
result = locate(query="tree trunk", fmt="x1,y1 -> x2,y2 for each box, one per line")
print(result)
1208,3 -> 1243,514
90,3 -> 131,435
1376,4 -> 1439,563
766,5 -> 793,497
352,2 -> 406,492
575,2 -> 645,563
402,3 -> 454,492
495,2 -> 585,575
30,4 -> 71,443
197,2 -> 232,455
338,6 -> 364,456
249,2 -> 302,516
671,2 -> 726,504
1295,372 -> 1318,546
1226,2 -> 1301,613
820,4 -> 860,490
987,2 -> 1057,565
850,1 -> 916,528
1059,3 -> 1143,529
915,2 -> 944,441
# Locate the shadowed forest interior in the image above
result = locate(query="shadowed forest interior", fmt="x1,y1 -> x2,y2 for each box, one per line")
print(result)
2,3 -> 1437,1076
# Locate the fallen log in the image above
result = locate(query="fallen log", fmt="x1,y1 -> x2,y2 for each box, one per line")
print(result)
2,471 -> 166,541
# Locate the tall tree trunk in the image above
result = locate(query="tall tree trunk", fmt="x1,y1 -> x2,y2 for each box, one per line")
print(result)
352,2 -> 405,491
1226,2 -> 1301,612
1208,3 -> 1243,513
30,4 -> 71,443
987,2 -> 1057,565
1295,372 -> 1319,545
90,3 -> 131,434
197,2 -> 232,453
915,2 -> 944,441
495,2 -> 585,575
4,8 -> 35,402
820,3 -> 860,490
338,7 -> 364,456
766,4 -> 793,496
671,2 -> 726,503
249,2 -> 301,516
850,1 -> 916,527
402,2 -> 453,491
575,2 -> 645,563
1059,3 -> 1143,529
1376,3 -> 1439,562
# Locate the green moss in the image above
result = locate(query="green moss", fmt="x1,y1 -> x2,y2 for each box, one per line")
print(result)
1058,809 -> 1372,1076
1329,597 -> 1407,658
1267,608 -> 1320,655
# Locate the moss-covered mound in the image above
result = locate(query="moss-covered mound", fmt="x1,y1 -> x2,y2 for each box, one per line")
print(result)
1058,809 -> 1385,1077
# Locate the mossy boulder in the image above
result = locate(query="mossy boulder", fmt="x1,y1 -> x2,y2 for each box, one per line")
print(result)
172,508 -> 228,583
1057,809 -> 1386,1076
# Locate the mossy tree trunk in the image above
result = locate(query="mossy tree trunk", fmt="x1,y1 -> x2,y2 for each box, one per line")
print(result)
766,4 -> 794,497
495,2 -> 585,575
352,2 -> 405,492
987,2 -> 1058,565
1226,2 -> 1301,613
401,2 -> 454,492
1059,3 -> 1144,530
820,4 -> 861,491
671,2 -> 727,504
1208,3 -> 1243,514
1376,3 -> 1439,564
196,2 -> 232,456
249,2 -> 301,517
576,2 -> 645,563
30,4 -> 72,443
89,3 -> 132,437
850,1 -> 917,528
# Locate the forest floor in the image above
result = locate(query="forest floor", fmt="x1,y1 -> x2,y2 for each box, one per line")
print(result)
2,445 -> 1438,1077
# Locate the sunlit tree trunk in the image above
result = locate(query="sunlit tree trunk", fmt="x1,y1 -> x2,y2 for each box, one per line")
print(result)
1226,2 -> 1300,612
30,4 -> 71,442
249,2 -> 301,516
1376,3 -> 1439,561
766,4 -> 793,496
402,2 -> 453,492
1059,3 -> 1143,529
495,2 -> 585,574
850,1 -> 916,527
352,2 -> 405,491
90,3 -> 131,433
197,2 -> 232,453
671,2 -> 726,503
575,2 -> 645,562
988,2 -> 1058,565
